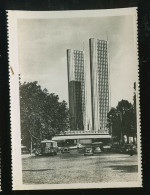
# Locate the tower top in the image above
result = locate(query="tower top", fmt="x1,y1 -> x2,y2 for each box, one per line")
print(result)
89,38 -> 107,42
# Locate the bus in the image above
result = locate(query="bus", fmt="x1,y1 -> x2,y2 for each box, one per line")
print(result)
35,140 -> 58,156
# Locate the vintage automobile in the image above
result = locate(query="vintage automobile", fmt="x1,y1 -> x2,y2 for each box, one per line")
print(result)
103,145 -> 111,152
110,143 -> 137,155
61,147 -> 70,153
21,145 -> 30,154
121,144 -> 137,155
110,143 -> 121,153
92,142 -> 103,154
35,140 -> 58,156
84,145 -> 93,156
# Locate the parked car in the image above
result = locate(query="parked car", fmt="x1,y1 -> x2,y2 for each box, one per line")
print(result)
132,144 -> 137,154
61,147 -> 70,153
121,144 -> 137,155
84,146 -> 93,156
93,146 -> 101,154
92,142 -> 103,154
110,143 -> 137,155
103,145 -> 111,152
110,143 -> 121,153
21,145 -> 30,154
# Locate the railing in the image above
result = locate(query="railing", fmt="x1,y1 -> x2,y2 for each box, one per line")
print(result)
57,130 -> 109,135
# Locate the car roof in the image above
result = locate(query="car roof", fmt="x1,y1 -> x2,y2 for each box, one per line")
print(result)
41,139 -> 57,143
92,142 -> 103,145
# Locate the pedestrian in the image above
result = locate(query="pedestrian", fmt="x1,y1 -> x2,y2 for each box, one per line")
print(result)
129,144 -> 133,156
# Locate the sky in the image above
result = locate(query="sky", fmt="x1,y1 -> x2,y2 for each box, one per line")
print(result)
17,14 -> 138,108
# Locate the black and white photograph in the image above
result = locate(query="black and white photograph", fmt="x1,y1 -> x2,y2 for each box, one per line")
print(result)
8,8 -> 142,190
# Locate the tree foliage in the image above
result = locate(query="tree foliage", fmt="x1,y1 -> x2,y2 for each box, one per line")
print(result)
107,100 -> 137,143
20,81 -> 69,148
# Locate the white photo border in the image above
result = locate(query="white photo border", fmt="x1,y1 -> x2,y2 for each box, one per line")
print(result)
8,8 -> 142,190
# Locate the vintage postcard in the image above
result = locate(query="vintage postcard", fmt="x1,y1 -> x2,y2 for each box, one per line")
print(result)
8,8 -> 142,190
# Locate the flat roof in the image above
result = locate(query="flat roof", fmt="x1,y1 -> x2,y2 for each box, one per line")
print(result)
52,134 -> 111,141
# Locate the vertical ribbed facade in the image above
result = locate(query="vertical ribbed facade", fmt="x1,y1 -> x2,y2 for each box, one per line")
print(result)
89,38 -> 109,132
67,49 -> 85,130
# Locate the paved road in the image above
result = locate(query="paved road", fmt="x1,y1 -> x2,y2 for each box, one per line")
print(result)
22,152 -> 138,184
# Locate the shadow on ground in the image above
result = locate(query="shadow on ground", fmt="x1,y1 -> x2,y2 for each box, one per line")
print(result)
108,165 -> 138,173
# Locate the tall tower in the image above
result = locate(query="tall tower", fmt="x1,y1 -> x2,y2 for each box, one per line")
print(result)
89,38 -> 109,132
67,49 -> 85,130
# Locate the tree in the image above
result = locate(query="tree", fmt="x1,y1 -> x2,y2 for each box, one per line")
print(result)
107,100 -> 137,144
107,107 -> 121,141
20,81 -> 69,148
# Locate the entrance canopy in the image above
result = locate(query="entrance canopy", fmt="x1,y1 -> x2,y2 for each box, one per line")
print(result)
52,134 -> 111,141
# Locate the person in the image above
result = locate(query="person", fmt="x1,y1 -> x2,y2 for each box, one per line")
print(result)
129,143 -> 133,156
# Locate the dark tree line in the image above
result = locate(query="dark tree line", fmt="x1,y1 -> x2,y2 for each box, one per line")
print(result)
20,81 -> 69,148
107,99 -> 137,144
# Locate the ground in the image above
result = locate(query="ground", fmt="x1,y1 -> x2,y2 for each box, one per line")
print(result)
22,152 -> 138,184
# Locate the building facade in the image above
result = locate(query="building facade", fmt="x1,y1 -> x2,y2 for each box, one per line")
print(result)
89,38 -> 109,132
67,49 -> 85,130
